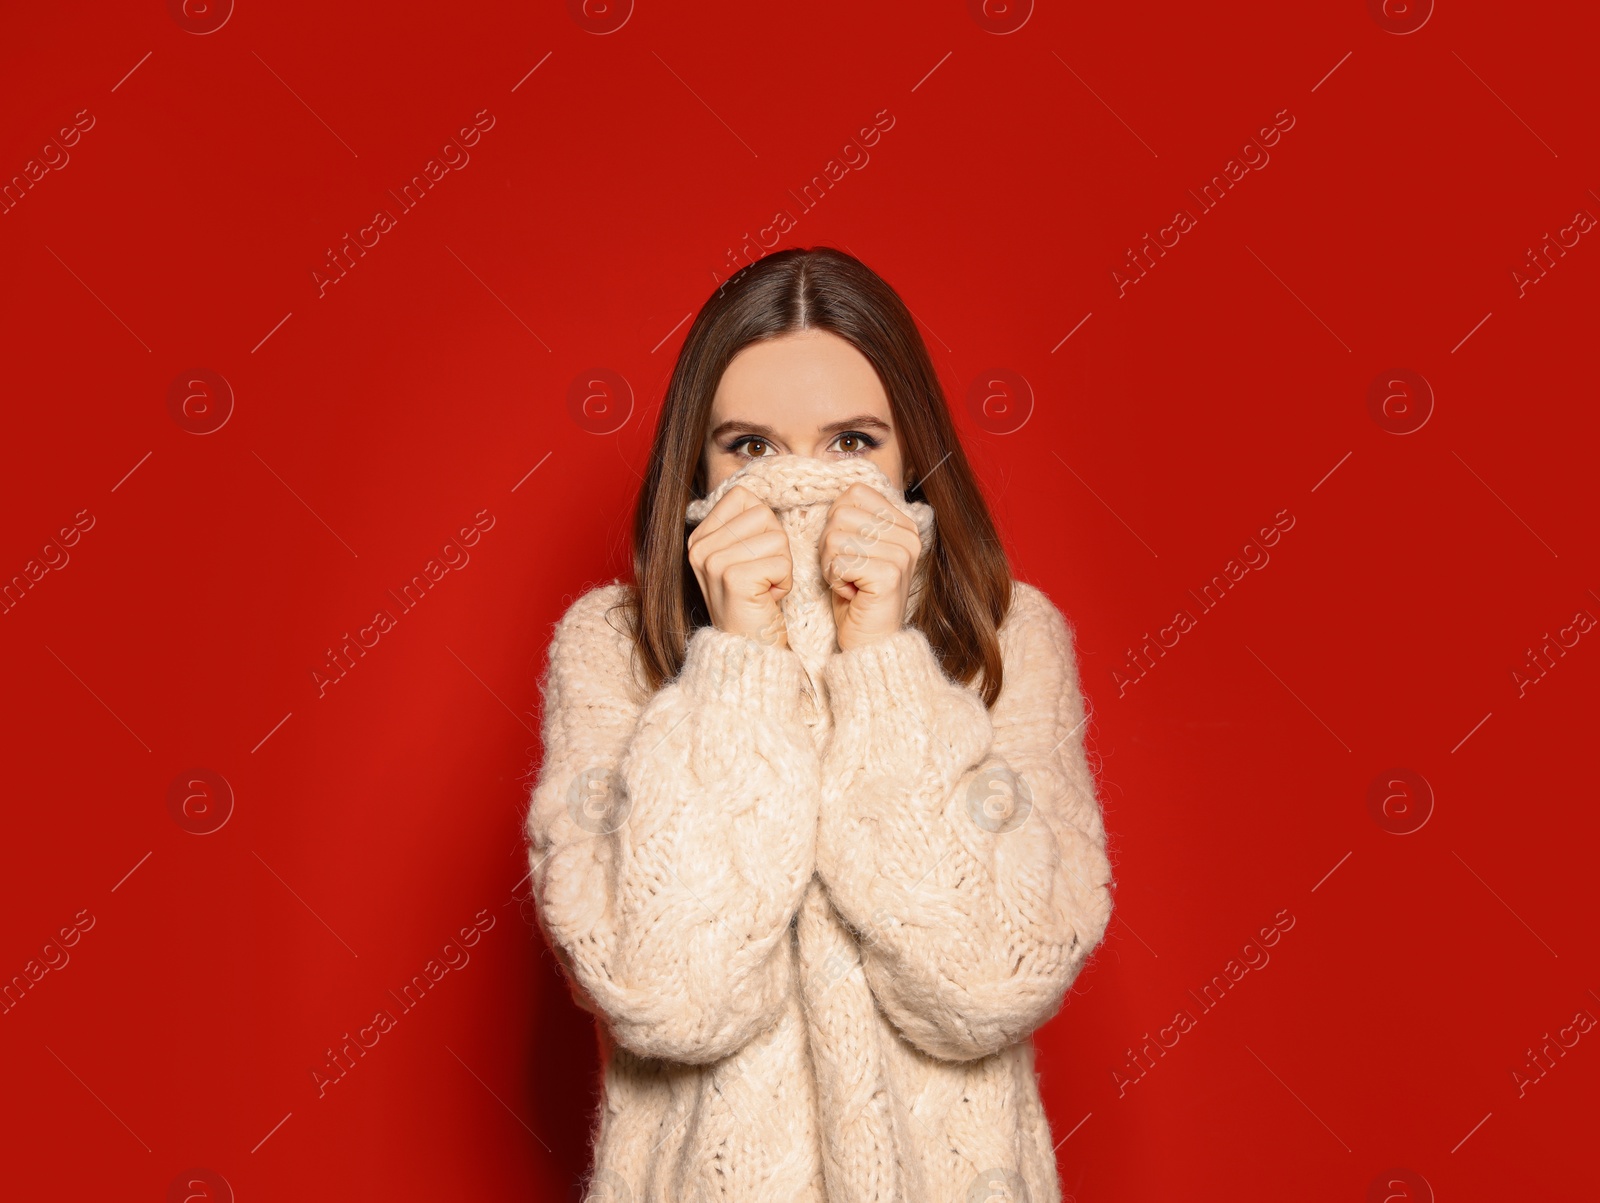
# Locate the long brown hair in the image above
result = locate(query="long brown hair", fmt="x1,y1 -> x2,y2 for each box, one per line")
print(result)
614,246 -> 1013,706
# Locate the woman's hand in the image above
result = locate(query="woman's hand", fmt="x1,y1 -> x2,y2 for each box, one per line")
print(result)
687,484 -> 793,648
820,483 -> 923,652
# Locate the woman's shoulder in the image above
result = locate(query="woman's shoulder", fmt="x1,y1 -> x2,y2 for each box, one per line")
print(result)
544,580 -> 647,699
552,579 -> 634,641
1000,577 -> 1078,647
994,577 -> 1086,695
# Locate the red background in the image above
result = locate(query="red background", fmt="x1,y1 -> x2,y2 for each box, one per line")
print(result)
2,1 -> 1595,1199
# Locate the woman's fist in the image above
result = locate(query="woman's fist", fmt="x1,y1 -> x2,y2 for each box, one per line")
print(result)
687,485 -> 792,648
820,483 -> 922,652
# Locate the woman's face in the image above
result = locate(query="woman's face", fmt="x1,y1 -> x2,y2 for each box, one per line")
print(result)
702,328 -> 907,494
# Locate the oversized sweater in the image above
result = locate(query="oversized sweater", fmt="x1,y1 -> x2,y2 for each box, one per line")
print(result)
524,453 -> 1115,1203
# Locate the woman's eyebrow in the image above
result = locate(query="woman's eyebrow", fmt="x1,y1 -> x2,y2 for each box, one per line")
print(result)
818,414 -> 892,435
708,414 -> 892,442
708,419 -> 778,441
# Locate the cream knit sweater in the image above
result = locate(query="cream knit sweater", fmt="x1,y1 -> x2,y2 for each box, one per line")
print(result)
525,454 -> 1114,1203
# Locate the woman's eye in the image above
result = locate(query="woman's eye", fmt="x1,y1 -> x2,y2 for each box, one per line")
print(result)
832,431 -> 879,454
726,432 -> 878,456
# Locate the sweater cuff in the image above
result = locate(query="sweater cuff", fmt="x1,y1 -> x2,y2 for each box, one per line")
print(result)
678,624 -> 807,714
821,627 -> 947,737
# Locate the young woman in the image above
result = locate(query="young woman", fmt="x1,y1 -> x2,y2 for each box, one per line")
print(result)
525,247 -> 1114,1203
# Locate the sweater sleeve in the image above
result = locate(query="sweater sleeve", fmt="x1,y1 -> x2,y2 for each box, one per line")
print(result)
524,584 -> 821,1065
814,581 -> 1114,1062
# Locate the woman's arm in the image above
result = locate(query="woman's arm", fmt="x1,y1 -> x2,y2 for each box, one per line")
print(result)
524,584 -> 821,1064
814,581 -> 1114,1062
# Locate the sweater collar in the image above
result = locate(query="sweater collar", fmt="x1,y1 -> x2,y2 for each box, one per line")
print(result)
685,454 -> 936,556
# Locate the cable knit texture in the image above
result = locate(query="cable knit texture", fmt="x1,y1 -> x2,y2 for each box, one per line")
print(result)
525,454 -> 1115,1203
